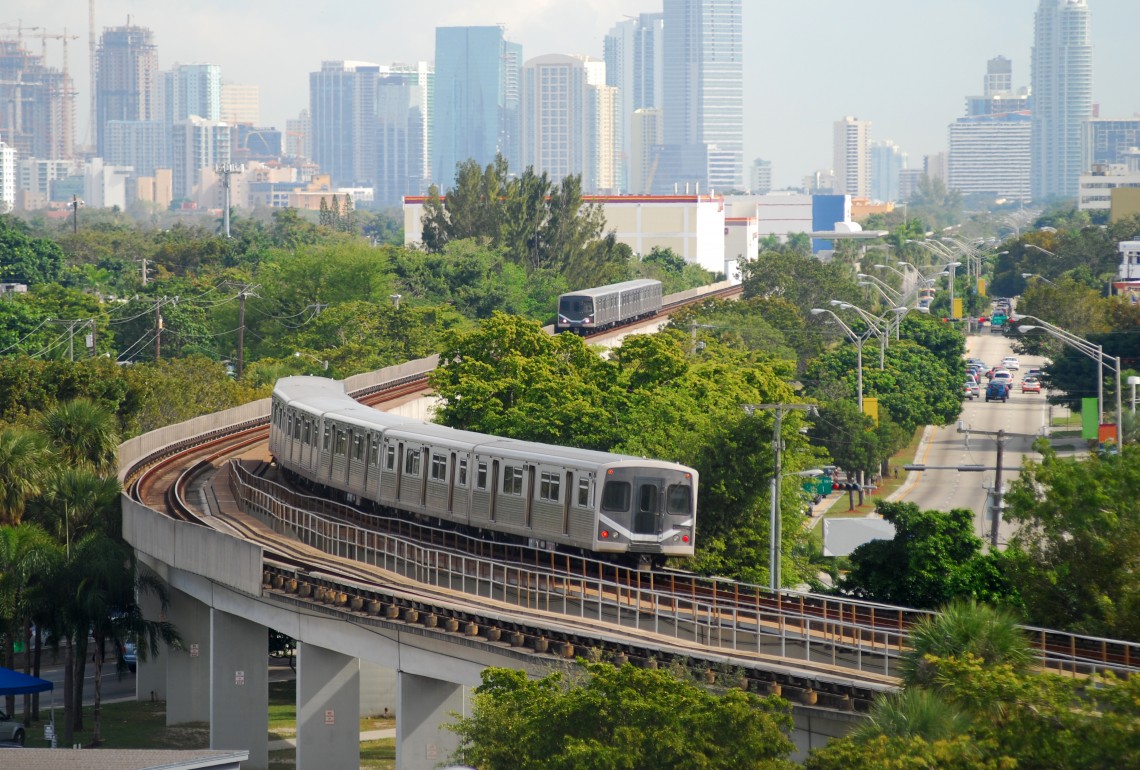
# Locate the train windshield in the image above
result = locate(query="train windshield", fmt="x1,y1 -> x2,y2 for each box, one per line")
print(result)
559,295 -> 594,319
667,484 -> 691,515
601,480 -> 630,511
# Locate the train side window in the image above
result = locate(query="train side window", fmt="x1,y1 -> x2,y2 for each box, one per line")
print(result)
667,484 -> 692,515
286,414 -> 293,436
502,465 -> 523,495
303,421 -> 311,445
601,481 -> 631,511
352,435 -> 364,461
457,458 -> 468,487
322,426 -> 330,450
385,445 -> 396,471
430,453 -> 447,481
369,437 -> 380,466
577,478 -> 593,507
334,430 -> 347,455
405,447 -> 421,475
476,462 -> 488,490
539,471 -> 560,502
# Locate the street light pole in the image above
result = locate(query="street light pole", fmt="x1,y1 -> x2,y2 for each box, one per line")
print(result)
743,403 -> 816,591
812,308 -> 868,409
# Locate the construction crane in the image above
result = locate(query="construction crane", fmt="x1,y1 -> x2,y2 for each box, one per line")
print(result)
34,29 -> 80,74
0,23 -> 41,50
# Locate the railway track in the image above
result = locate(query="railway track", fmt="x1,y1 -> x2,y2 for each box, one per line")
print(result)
124,281 -> 1138,712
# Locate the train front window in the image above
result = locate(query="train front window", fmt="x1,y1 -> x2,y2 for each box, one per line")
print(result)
559,296 -> 593,319
639,484 -> 658,514
667,484 -> 692,515
601,481 -> 630,511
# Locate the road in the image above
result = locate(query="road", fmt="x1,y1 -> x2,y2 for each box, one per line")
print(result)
896,329 -> 1057,545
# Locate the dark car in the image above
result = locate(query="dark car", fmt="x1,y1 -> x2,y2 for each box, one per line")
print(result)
985,381 -> 1010,402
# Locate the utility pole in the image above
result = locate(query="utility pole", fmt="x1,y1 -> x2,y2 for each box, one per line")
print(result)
154,297 -> 164,361
743,403 -> 817,591
224,282 -> 259,378
955,423 -> 1009,547
48,319 -> 95,361
216,162 -> 244,238
68,195 -> 84,234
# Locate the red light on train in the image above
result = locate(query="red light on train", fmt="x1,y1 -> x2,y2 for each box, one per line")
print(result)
601,530 -> 610,539
607,469 -> 613,475
682,535 -> 689,543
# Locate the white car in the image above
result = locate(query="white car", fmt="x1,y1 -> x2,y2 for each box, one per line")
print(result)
0,710 -> 25,746
991,370 -> 1013,386
1001,357 -> 1020,370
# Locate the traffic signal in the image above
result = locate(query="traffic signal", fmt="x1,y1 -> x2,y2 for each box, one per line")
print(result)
832,481 -> 862,492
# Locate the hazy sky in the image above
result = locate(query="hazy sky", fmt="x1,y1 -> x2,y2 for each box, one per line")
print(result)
6,0 -> 1138,187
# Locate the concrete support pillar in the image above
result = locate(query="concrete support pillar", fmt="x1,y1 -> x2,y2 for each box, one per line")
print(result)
135,577 -> 166,703
397,672 -> 465,770
297,642 -> 360,770
359,660 -> 396,719
210,609 -> 269,769
165,587 -> 210,725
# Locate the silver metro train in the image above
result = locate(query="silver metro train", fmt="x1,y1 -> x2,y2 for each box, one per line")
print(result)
555,278 -> 663,334
269,376 -> 698,563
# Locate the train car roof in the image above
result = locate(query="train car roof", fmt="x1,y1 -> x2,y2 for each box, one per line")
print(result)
559,278 -> 660,299
274,376 -> 416,430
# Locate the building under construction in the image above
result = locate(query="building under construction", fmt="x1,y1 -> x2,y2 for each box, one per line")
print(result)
0,36 -> 76,160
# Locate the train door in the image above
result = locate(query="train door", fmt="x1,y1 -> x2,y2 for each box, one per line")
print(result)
395,442 -> 404,499
489,460 -> 499,521
633,476 -> 664,535
447,451 -> 456,513
525,465 -> 536,528
562,471 -> 572,534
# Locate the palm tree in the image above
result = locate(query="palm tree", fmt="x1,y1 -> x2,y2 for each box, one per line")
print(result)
38,398 -> 119,475
0,428 -> 50,526
37,467 -> 120,558
900,599 -> 1033,688
852,688 -> 970,743
0,523 -> 61,719
61,533 -> 179,744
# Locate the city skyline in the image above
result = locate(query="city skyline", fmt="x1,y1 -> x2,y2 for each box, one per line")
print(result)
2,0 -> 1138,190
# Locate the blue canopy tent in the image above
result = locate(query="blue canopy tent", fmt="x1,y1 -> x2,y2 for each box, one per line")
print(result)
0,666 -> 55,746
0,666 -> 53,695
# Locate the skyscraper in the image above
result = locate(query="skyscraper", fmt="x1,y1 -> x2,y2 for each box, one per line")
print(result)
870,142 -> 906,202
950,57 -> 1031,202
309,60 -> 382,188
171,115 -> 230,201
431,26 -> 521,188
95,25 -> 159,157
375,62 -> 433,206
604,13 -> 664,192
1031,0 -> 1092,200
522,55 -> 617,193
165,64 -> 222,124
659,0 -> 743,192
833,116 -> 871,198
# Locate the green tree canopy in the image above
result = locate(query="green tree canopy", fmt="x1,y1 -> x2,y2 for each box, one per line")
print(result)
840,502 -> 1018,609
1004,443 -> 1140,641
447,663 -> 796,770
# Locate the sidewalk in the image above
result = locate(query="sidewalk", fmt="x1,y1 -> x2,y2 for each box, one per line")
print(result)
268,727 -> 396,751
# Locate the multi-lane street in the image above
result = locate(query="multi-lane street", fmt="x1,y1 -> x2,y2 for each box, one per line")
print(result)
896,328 -> 1060,544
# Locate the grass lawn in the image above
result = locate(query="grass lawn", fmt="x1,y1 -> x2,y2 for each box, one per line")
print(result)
16,680 -> 397,770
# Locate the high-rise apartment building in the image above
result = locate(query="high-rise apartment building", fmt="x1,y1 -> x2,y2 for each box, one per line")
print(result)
604,13 -> 664,192
164,64 -> 221,124
1031,0 -> 1092,200
870,141 -> 906,202
221,84 -> 261,125
95,25 -> 159,157
0,39 -> 76,160
950,57 -> 1032,201
629,108 -> 663,194
104,120 -> 167,177
658,0 -> 743,192
171,115 -> 230,201
749,159 -> 772,195
285,110 -> 311,160
310,60 -> 383,188
522,55 -> 617,193
833,116 -> 871,197
1082,118 -> 1140,171
431,26 -> 522,188
375,62 -> 433,207
0,137 -> 15,213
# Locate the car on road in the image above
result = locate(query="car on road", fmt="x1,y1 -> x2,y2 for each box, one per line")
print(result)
1025,367 -> 1043,379
964,380 -> 980,399
986,380 -> 1010,402
121,641 -> 137,673
1021,377 -> 1041,393
1001,356 -> 1020,370
0,710 -> 25,746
